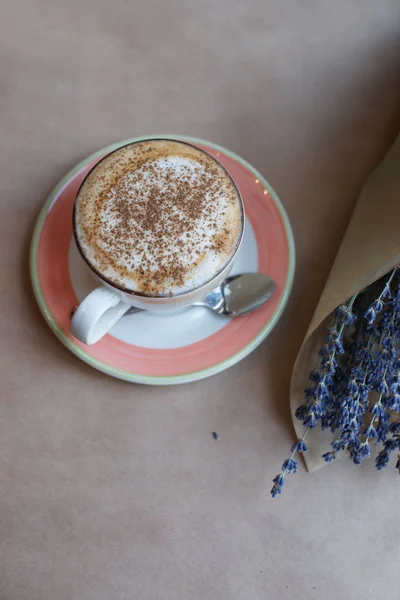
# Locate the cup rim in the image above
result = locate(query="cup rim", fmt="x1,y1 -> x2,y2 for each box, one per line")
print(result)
72,137 -> 245,299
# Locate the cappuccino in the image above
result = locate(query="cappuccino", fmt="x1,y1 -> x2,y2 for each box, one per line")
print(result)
74,139 -> 243,297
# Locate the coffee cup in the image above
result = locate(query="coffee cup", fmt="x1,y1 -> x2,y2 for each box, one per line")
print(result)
70,139 -> 244,344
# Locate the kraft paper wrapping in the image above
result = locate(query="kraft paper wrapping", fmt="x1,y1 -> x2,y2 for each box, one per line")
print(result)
291,134 -> 400,471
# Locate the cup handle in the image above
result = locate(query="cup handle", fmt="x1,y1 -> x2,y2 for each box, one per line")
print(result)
70,287 -> 130,345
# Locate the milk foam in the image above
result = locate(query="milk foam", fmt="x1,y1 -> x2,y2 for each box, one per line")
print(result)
74,140 -> 243,296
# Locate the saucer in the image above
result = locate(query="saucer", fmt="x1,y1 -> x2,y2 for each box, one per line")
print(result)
30,135 -> 295,384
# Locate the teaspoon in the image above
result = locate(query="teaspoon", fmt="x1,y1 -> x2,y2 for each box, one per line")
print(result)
126,273 -> 276,317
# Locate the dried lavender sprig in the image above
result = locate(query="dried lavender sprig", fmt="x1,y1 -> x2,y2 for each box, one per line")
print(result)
271,295 -> 357,497
364,268 -> 397,324
297,298 -> 357,430
270,429 -> 309,498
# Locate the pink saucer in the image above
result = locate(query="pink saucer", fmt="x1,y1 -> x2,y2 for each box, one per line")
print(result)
30,136 -> 295,384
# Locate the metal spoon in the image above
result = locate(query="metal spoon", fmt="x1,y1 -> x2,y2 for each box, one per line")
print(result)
126,273 -> 276,317
195,273 -> 275,316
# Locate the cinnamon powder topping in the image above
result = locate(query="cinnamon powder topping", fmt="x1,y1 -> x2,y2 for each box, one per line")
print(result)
74,140 -> 243,296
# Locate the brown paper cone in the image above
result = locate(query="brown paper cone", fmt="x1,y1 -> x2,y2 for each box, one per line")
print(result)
291,134 -> 400,471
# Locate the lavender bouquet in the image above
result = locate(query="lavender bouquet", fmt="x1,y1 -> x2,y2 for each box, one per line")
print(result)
272,135 -> 400,496
272,267 -> 400,497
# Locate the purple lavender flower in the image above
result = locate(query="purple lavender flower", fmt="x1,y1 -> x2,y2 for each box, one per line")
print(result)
364,299 -> 383,324
353,441 -> 370,462
384,393 -> 400,411
364,269 -> 397,325
376,438 -> 400,470
347,379 -> 359,394
282,458 -> 298,473
291,440 -> 308,453
364,307 -> 376,325
363,424 -> 377,438
271,295 -> 357,497
378,378 -> 389,395
389,420 -> 400,434
322,451 -> 336,462
381,280 -> 392,300
371,402 -> 386,419
271,473 -> 285,498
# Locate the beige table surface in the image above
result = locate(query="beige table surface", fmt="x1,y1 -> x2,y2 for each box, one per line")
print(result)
1,1 -> 400,599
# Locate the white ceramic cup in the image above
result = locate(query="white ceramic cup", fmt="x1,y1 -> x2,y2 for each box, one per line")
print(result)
70,141 -> 244,345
